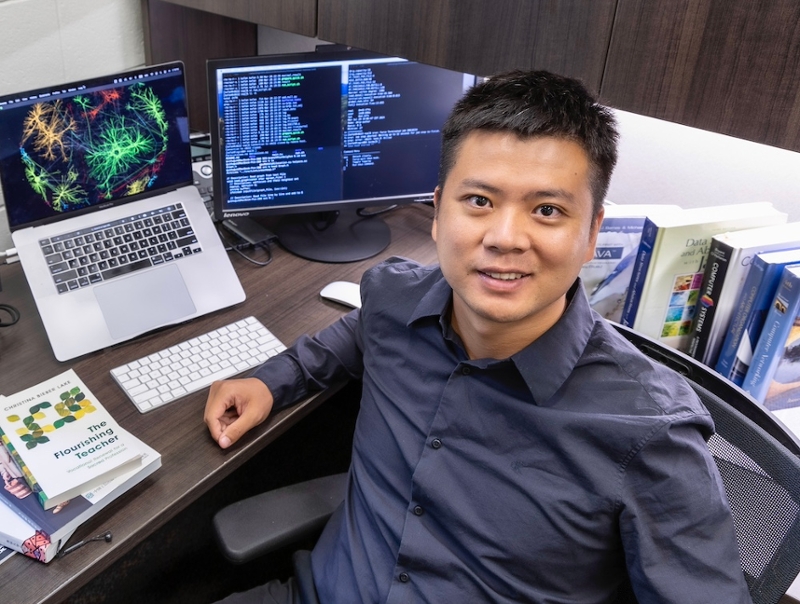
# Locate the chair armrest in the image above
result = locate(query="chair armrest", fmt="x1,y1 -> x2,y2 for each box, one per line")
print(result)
213,473 -> 347,564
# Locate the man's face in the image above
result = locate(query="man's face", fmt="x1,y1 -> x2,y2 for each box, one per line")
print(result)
432,130 -> 602,346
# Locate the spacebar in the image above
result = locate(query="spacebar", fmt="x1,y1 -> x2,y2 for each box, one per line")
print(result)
101,259 -> 152,281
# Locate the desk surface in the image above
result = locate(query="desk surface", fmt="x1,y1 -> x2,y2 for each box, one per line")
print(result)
0,203 -> 438,604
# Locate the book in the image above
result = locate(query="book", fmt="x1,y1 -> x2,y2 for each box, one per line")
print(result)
620,202 -> 787,352
0,544 -> 14,565
687,222 -> 800,367
0,430 -> 160,563
716,248 -> 800,385
580,203 -> 681,323
0,498 -> 73,564
742,265 -> 800,408
0,369 -> 142,510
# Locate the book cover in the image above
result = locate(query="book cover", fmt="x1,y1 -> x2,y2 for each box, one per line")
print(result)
716,248 -> 800,385
620,202 -> 787,352
687,222 -> 800,367
0,429 -> 160,563
580,203 -> 681,323
742,266 -> 800,407
0,369 -> 142,510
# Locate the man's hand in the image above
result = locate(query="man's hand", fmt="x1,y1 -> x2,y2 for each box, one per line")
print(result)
204,377 -> 274,449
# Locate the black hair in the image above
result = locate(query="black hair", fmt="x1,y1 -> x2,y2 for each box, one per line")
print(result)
438,70 -> 619,217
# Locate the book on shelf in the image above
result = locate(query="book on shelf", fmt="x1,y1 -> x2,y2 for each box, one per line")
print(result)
580,203 -> 681,323
0,369 -> 143,511
0,430 -> 160,563
716,248 -> 800,385
619,202 -> 787,352
742,265 -> 800,409
687,222 -> 800,368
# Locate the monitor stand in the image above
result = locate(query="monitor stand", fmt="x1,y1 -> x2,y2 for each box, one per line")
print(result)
273,208 -> 391,263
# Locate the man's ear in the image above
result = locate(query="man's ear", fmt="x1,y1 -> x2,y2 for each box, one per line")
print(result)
431,187 -> 441,242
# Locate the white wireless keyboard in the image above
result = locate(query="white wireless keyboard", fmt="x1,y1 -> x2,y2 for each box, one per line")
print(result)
110,316 -> 286,413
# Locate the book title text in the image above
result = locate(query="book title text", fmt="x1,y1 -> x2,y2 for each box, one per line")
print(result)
52,422 -> 118,461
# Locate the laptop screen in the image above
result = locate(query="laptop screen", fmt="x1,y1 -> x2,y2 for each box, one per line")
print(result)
0,62 -> 193,232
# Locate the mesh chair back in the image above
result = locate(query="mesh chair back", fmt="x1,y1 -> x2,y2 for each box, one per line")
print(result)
695,384 -> 800,603
613,323 -> 800,604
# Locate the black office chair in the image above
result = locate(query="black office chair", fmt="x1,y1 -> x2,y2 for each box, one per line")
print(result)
213,323 -> 800,604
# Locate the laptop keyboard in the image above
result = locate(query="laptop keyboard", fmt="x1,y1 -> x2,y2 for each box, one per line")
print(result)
110,316 -> 285,413
39,203 -> 201,294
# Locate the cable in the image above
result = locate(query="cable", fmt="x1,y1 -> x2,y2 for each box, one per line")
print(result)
56,531 -> 112,558
0,304 -> 20,327
356,205 -> 398,217
1,248 -> 18,264
215,224 -> 274,267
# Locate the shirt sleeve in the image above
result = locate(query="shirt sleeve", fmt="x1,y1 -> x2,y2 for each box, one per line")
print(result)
249,308 -> 364,412
618,417 -> 753,604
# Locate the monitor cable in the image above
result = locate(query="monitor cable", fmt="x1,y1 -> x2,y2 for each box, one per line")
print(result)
0,253 -> 21,327
0,303 -> 19,327
356,205 -> 398,217
215,224 -> 273,267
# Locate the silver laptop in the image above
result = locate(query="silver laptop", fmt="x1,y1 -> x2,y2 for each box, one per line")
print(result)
0,62 -> 245,361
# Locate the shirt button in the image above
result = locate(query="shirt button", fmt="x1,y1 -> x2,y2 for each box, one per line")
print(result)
413,505 -> 424,516
461,366 -> 471,375
399,572 -> 410,583
431,438 -> 442,449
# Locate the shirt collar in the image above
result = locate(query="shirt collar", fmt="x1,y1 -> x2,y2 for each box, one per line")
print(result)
511,280 -> 596,406
408,267 -> 452,325
408,270 -> 596,406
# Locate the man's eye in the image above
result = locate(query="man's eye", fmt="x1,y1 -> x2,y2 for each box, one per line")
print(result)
536,204 -> 560,217
467,195 -> 491,208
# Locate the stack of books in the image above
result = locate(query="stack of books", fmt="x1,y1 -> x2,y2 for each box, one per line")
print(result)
617,201 -> 787,352
582,200 -> 800,422
0,369 -> 161,563
580,203 -> 681,323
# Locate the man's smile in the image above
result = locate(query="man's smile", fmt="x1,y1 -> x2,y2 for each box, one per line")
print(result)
482,271 -> 529,281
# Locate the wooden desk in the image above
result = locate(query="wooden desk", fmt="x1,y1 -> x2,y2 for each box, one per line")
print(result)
0,203 -> 438,604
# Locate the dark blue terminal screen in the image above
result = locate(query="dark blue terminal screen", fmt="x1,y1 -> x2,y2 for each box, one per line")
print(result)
211,52 -> 476,217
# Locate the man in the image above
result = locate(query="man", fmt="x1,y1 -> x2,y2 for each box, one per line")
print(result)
205,70 -> 751,603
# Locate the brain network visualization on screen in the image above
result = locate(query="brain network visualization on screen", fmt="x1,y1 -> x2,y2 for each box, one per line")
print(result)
18,82 -> 169,213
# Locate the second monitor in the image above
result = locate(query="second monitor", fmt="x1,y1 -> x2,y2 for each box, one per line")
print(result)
207,49 -> 477,262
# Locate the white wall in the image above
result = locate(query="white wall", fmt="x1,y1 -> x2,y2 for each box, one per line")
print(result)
0,0 -> 145,251
608,109 -> 800,223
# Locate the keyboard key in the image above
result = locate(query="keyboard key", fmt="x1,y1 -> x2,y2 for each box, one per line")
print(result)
110,317 -> 286,413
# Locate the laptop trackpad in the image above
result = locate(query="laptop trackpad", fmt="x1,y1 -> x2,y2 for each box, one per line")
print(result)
95,264 -> 196,340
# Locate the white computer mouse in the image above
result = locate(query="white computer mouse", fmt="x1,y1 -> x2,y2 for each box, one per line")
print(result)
320,281 -> 362,309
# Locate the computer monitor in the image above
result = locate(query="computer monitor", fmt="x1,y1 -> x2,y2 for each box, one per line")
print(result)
207,49 -> 477,262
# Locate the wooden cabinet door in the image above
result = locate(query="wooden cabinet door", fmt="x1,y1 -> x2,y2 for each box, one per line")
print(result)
602,0 -> 800,152
318,0 -> 616,92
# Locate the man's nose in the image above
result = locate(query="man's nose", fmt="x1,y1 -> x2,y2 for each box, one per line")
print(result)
483,208 -> 530,252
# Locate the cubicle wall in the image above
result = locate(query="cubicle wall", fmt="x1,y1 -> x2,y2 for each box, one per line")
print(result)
609,110 -> 800,222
